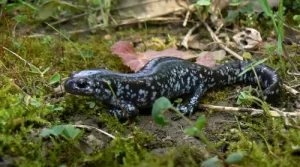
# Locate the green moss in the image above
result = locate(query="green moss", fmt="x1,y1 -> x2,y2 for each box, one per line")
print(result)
201,87 -> 232,104
225,116 -> 300,166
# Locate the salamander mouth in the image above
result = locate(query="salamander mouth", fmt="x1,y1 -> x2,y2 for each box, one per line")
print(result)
64,78 -> 94,95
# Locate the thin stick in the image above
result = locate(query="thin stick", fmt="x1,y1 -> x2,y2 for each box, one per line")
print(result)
287,70 -> 300,76
199,104 -> 300,117
199,20 -> 243,60
26,17 -> 183,38
2,46 -> 33,66
183,10 -> 190,27
50,13 -> 88,26
181,23 -> 200,49
270,106 -> 300,130
73,125 -> 116,139
283,84 -> 299,96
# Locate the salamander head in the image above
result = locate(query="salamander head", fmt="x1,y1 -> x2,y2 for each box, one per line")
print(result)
64,70 -> 110,97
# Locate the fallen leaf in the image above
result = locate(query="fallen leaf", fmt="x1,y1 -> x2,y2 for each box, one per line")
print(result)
112,41 -> 197,72
210,50 -> 226,61
233,28 -> 262,50
196,52 -> 216,67
112,41 -> 146,71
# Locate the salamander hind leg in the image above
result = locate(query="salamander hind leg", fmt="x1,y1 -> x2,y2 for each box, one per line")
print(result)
108,100 -> 139,120
176,83 -> 207,116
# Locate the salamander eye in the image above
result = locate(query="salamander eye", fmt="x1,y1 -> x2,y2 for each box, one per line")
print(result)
76,79 -> 89,88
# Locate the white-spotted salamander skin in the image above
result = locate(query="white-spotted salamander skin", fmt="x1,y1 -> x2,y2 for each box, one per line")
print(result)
64,57 -> 281,120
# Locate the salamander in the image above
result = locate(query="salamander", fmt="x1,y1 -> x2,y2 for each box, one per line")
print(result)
64,57 -> 281,120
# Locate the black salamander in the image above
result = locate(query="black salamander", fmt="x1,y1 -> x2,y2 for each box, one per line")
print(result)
64,57 -> 281,120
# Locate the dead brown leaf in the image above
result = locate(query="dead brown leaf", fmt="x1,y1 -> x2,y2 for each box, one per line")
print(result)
111,41 -> 198,71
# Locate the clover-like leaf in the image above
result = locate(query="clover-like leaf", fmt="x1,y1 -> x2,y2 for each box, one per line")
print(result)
49,72 -> 60,85
184,127 -> 199,136
201,156 -> 222,167
152,97 -> 173,126
62,125 -> 81,140
225,152 -> 244,165
195,116 -> 206,131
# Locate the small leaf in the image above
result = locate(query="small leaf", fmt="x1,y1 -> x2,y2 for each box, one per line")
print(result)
41,36 -> 52,44
29,64 -> 41,74
242,52 -> 252,59
49,72 -> 60,85
293,15 -> 300,21
174,98 -> 183,104
46,104 -> 54,110
52,125 -> 65,135
40,125 -> 65,137
152,97 -> 173,126
30,98 -> 41,107
92,0 -> 101,5
13,42 -> 22,48
42,67 -> 50,74
40,129 -> 56,137
201,156 -> 222,167
195,116 -> 206,131
237,89 -> 253,105
86,101 -> 95,108
53,106 -> 64,111
229,0 -> 242,6
184,127 -> 199,136
14,15 -> 27,22
82,49 -> 94,58
225,152 -> 244,165
264,45 -> 276,52
62,125 -> 81,140
196,0 -> 211,6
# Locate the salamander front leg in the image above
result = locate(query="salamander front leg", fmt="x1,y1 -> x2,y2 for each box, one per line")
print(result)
108,100 -> 139,120
177,83 -> 207,116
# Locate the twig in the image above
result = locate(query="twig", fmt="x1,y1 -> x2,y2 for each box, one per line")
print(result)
283,84 -> 299,96
181,23 -> 200,49
270,106 -> 300,130
183,10 -> 190,27
45,23 -> 87,63
199,20 -> 243,60
26,17 -> 182,38
199,104 -> 300,117
2,46 -> 33,67
50,13 -> 88,26
290,83 -> 300,88
287,70 -> 300,76
115,17 -> 182,27
73,125 -> 116,139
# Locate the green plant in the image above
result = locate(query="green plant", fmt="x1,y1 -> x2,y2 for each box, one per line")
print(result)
40,124 -> 82,141
236,58 -> 272,115
45,23 -> 87,63
237,89 -> 271,116
92,0 -> 112,27
258,0 -> 284,54
152,97 -> 245,167
257,0 -> 299,73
